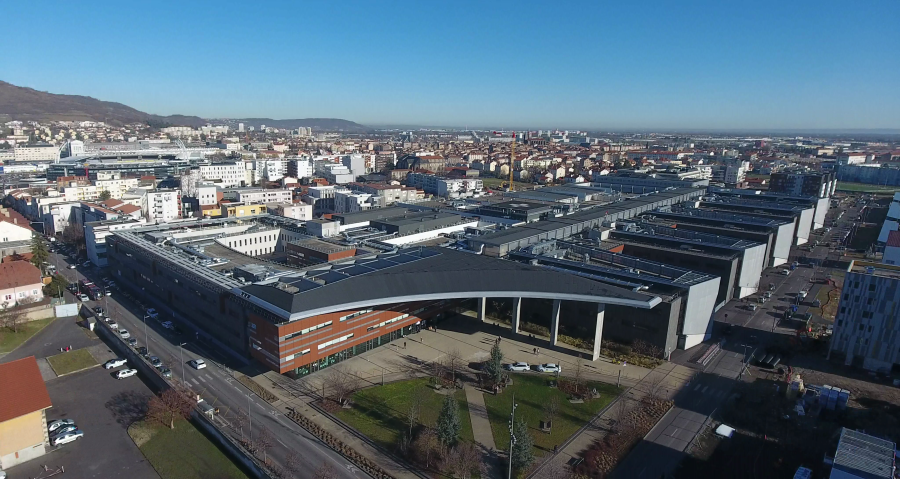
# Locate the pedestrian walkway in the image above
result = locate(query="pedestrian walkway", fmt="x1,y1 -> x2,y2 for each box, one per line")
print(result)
463,385 -> 503,478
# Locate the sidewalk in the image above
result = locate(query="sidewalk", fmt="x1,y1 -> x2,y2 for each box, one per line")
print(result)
463,385 -> 503,479
529,361 -> 695,477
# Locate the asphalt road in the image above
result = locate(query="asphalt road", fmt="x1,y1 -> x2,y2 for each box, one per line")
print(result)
49,249 -> 363,479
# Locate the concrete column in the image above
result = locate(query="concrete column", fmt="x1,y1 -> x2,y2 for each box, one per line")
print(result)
550,299 -> 561,346
511,297 -> 522,335
592,303 -> 605,361
478,297 -> 487,322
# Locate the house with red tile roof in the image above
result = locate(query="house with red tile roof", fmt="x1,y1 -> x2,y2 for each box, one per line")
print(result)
0,356 -> 53,469
0,261 -> 44,308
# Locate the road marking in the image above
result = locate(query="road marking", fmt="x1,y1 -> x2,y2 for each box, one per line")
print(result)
192,378 -> 200,385
701,386 -> 708,394
694,384 -> 702,391
205,374 -> 213,381
199,376 -> 207,382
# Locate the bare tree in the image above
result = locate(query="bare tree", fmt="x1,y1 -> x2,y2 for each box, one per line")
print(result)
543,396 -> 561,434
323,365 -> 360,406
285,452 -> 302,479
430,359 -> 446,387
407,386 -> 426,435
444,442 -> 484,479
446,347 -> 463,384
572,358 -> 585,393
313,461 -> 338,479
645,370 -> 668,401
610,397 -> 632,435
0,304 -> 28,333
543,461 -> 576,479
146,388 -> 194,429
235,409 -> 250,442
256,426 -> 274,463
412,428 -> 441,469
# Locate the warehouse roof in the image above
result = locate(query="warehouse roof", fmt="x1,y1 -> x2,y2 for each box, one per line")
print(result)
237,247 -> 661,322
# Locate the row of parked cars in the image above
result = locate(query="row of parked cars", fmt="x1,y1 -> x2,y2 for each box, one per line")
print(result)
47,418 -> 84,446
505,362 -> 561,373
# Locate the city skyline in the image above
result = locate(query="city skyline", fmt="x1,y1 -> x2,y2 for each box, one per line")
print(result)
4,0 -> 900,130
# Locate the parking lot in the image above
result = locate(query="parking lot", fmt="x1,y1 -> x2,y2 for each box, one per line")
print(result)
6,364 -> 160,479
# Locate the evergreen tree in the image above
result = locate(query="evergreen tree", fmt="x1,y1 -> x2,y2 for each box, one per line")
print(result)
30,235 -> 49,270
98,190 -> 112,201
483,342 -> 504,386
511,416 -> 534,472
436,394 -> 461,447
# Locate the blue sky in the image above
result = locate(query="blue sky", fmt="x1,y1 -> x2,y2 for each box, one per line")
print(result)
4,0 -> 899,130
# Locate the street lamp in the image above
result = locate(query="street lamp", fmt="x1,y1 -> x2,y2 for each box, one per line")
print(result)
179,342 -> 187,385
507,393 -> 518,479
143,315 -> 149,356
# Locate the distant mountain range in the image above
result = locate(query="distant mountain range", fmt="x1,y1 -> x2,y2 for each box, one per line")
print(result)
0,80 -> 368,132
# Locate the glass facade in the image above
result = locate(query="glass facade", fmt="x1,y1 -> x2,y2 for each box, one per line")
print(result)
291,322 -> 423,377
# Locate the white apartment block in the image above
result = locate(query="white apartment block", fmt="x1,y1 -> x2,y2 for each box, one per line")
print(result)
233,188 -> 292,204
199,163 -> 247,188
256,159 -> 287,182
94,177 -> 140,199
334,191 -> 382,214
829,261 -> 900,372
142,190 -> 182,222
13,144 -> 60,162
406,173 -> 484,199
269,203 -> 312,221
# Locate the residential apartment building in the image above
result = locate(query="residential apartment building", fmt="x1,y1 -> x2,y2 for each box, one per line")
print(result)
769,171 -> 836,198
142,189 -> 182,222
287,158 -> 314,179
199,163 -> 247,187
406,173 -> 483,199
348,183 -> 423,205
829,261 -> 900,372
334,190 -> 382,214
226,188 -> 292,205
269,203 -> 312,221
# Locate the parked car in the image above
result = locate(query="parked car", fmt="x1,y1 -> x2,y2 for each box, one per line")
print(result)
149,356 -> 162,368
160,368 -> 172,378
145,308 -> 159,320
52,430 -> 84,446
67,264 -> 77,269
115,369 -> 138,379
92,306 -> 105,317
126,337 -> 137,346
107,320 -> 118,330
104,358 -> 127,369
188,359 -> 207,370
505,362 -> 530,372
50,425 -> 78,438
161,321 -> 174,330
82,261 -> 91,267
77,293 -> 89,302
136,346 -> 149,357
47,419 -> 75,433
104,289 -> 112,296
118,329 -> 131,339
537,363 -> 561,373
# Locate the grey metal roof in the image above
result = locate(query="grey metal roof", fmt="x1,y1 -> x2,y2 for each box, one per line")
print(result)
237,247 -> 661,322
832,428 -> 895,479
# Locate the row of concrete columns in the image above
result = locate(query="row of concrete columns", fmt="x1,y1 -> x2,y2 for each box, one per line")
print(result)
477,297 -> 605,361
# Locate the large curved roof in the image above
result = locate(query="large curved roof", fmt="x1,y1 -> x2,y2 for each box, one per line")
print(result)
236,247 -> 661,322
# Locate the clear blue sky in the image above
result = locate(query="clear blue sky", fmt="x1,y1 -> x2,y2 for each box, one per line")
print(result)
4,0 -> 899,130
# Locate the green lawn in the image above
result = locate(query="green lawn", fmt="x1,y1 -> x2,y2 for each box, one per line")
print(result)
129,419 -> 249,479
483,374 -> 622,454
835,182 -> 900,194
334,378 -> 475,450
46,348 -> 97,376
0,318 -> 55,354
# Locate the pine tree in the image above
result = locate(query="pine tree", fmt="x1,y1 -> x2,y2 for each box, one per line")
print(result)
483,342 -> 504,386
511,416 -> 534,472
30,235 -> 49,270
436,394 -> 461,447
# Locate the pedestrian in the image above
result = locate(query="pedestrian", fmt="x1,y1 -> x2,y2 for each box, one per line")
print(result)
554,444 -> 558,454
537,348 -> 540,355
404,341 -> 407,349
623,361 -> 627,367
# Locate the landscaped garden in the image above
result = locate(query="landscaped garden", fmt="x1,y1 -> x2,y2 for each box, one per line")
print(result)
483,373 -> 622,454
334,376 -> 475,451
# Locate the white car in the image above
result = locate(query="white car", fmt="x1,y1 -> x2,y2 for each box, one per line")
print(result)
146,308 -> 159,320
118,329 -> 131,339
537,363 -> 561,373
67,264 -> 77,269
52,430 -> 84,446
115,369 -> 138,379
78,294 -> 89,302
107,321 -> 119,330
188,359 -> 207,370
104,358 -> 127,369
47,418 -> 75,433
505,362 -> 530,372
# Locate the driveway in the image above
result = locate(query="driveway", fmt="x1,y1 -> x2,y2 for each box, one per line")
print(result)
1,316 -> 97,364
